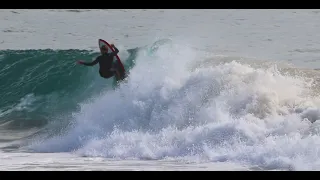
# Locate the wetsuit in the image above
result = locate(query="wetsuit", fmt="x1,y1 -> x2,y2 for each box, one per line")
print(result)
81,46 -> 119,78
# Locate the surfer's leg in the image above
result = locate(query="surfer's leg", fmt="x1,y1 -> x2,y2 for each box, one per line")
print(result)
110,62 -> 122,80
109,68 -> 121,80
115,70 -> 121,80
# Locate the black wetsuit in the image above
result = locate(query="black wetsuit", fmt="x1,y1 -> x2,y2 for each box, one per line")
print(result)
81,46 -> 119,78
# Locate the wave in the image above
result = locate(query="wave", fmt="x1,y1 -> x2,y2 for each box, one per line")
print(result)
20,39 -> 320,170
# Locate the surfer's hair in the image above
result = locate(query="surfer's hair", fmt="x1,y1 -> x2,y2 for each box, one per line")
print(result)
100,45 -> 108,54
101,45 -> 107,50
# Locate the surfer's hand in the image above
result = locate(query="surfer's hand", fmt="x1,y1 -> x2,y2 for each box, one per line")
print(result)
110,43 -> 115,47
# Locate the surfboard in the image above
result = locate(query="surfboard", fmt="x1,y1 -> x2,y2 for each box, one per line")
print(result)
98,39 -> 126,81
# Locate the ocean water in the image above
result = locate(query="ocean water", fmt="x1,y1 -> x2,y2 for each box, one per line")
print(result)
1,9 -> 320,171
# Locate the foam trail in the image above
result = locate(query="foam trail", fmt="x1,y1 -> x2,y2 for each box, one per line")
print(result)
29,41 -> 320,170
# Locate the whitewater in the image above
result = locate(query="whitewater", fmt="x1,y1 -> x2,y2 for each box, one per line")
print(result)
1,9 -> 320,171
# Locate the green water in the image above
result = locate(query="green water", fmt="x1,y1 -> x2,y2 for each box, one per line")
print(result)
0,39 -> 171,129
0,48 -> 138,128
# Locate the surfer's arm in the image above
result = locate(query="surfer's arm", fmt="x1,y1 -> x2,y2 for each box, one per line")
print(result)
109,45 -> 119,56
78,58 -> 99,66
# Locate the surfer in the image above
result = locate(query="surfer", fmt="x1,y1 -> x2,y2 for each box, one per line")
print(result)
77,44 -> 121,80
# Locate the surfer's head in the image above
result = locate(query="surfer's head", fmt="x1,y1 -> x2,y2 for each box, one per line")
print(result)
100,45 -> 108,54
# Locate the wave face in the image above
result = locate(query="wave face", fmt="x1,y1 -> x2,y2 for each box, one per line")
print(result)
2,39 -> 320,170
0,47 -> 138,130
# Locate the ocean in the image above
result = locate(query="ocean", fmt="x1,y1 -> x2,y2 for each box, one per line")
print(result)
1,9 -> 320,171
